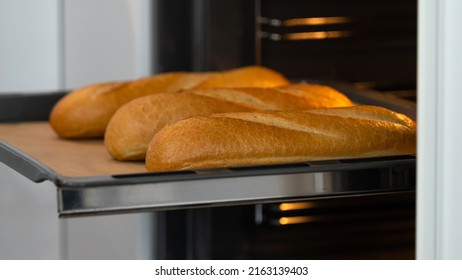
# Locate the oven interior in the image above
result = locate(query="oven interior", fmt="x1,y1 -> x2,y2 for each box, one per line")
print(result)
153,0 -> 417,259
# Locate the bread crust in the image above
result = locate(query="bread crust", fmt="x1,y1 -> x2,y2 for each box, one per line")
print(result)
145,106 -> 416,172
49,66 -> 289,138
105,84 -> 353,160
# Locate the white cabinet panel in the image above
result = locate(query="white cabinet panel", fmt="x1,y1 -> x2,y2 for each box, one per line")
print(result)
0,0 -> 154,259
63,213 -> 153,260
63,0 -> 152,88
0,0 -> 62,93
0,164 -> 61,259
418,0 -> 462,259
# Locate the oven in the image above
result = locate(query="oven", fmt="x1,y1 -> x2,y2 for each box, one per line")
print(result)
3,0 -> 457,260
153,0 -> 417,259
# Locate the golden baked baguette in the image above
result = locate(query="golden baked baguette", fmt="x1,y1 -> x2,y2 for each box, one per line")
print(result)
145,105 -> 416,172
49,66 -> 289,138
105,84 -> 353,160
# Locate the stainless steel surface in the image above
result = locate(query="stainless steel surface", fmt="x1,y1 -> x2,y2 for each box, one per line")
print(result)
57,157 -> 415,217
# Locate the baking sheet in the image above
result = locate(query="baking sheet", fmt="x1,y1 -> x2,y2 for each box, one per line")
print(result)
0,122 -> 145,177
0,81 -> 416,180
0,86 -> 416,217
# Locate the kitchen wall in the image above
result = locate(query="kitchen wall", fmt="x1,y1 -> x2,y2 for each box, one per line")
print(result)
0,0 -> 155,259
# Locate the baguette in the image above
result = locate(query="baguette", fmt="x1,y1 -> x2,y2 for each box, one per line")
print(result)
49,66 -> 289,138
145,105 -> 416,172
105,84 -> 353,160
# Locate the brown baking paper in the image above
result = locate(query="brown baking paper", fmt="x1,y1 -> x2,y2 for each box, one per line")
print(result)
0,122 -> 146,177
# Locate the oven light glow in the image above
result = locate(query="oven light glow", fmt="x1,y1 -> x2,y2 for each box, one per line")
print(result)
284,31 -> 353,40
279,202 -> 315,211
279,216 -> 314,225
283,17 -> 352,26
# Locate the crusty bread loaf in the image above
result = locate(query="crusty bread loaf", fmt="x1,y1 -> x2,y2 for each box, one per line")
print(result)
145,105 -> 416,172
49,66 -> 289,138
105,84 -> 353,160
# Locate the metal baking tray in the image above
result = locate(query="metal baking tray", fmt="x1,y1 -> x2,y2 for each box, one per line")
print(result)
0,83 -> 416,217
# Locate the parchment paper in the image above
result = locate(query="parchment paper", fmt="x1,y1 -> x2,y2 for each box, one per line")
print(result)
0,122 -> 146,177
